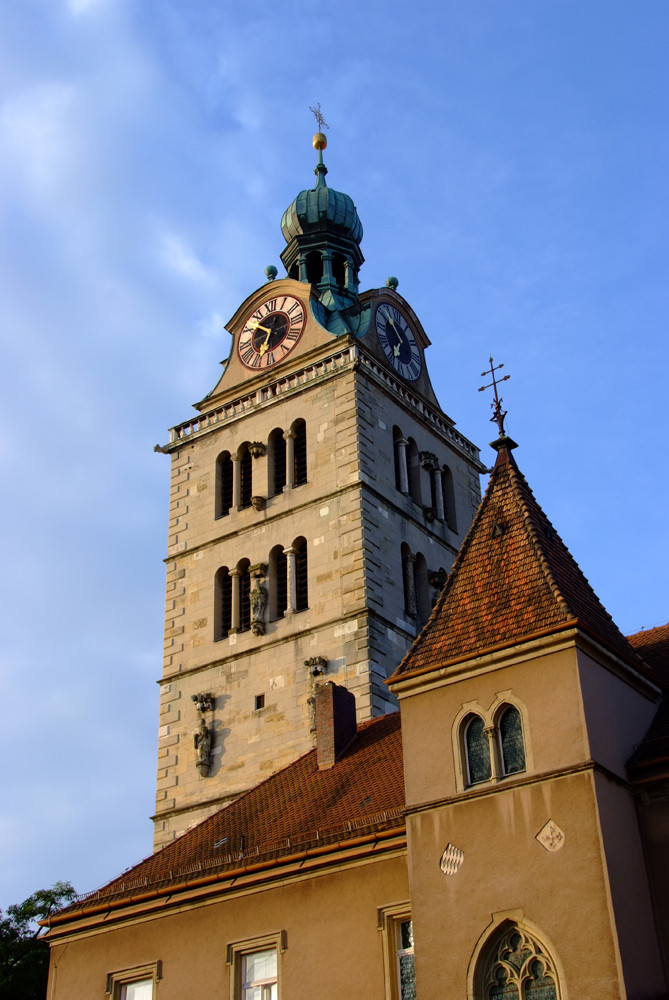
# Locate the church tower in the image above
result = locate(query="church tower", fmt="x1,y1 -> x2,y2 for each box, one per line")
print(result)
152,131 -> 483,847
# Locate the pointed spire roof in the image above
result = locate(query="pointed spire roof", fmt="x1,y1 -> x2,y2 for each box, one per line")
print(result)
390,440 -> 648,682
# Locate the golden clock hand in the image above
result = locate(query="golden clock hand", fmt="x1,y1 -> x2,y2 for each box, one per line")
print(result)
249,320 -> 272,334
258,328 -> 273,356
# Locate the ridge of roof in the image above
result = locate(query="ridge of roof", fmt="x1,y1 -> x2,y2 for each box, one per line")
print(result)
60,711 -> 404,915
390,444 -> 645,681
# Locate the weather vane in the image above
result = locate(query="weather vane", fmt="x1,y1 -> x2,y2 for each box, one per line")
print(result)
309,102 -> 329,133
478,357 -> 511,436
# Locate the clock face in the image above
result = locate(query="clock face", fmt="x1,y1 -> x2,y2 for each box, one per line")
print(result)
374,303 -> 422,381
238,295 -> 306,370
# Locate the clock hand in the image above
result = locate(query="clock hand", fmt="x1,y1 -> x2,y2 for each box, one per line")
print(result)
249,321 -> 272,334
258,328 -> 273,356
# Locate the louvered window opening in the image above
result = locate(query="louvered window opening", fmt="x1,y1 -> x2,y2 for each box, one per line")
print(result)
272,436 -> 286,496
218,453 -> 233,517
274,550 -> 287,618
219,570 -> 232,639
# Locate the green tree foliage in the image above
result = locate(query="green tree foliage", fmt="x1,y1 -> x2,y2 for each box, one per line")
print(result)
0,882 -> 76,1000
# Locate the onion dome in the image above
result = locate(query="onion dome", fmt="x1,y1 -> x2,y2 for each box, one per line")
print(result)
280,132 -> 364,297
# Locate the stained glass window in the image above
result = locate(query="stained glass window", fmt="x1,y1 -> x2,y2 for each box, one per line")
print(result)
465,714 -> 491,785
481,925 -> 559,1000
499,707 -> 526,775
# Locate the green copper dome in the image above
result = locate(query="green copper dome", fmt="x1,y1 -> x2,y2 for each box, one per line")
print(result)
280,167 -> 363,245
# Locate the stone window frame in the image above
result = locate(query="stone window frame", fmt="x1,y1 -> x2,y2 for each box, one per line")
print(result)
105,961 -> 162,999
467,913 -> 563,1000
452,693 -> 532,793
226,930 -> 286,1000
377,902 -> 416,1000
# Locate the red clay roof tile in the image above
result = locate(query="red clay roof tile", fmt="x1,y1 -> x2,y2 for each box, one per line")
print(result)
390,444 -> 646,681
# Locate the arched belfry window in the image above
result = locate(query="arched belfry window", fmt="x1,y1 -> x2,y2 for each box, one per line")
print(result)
269,544 -> 287,620
441,465 -> 457,531
294,536 -> 308,612
214,567 -> 232,640
406,437 -> 421,505
239,445 -> 252,510
393,426 -> 408,494
478,924 -> 560,1000
238,559 -> 251,633
498,706 -> 526,776
414,552 -> 430,625
332,252 -> 347,292
268,428 -> 286,497
464,714 -> 491,786
305,250 -> 323,285
293,419 -> 307,487
216,451 -> 233,518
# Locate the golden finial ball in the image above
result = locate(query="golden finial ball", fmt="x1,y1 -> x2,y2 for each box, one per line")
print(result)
313,132 -> 327,151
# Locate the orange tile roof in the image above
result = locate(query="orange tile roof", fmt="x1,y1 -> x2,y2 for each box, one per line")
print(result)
627,623 -> 669,772
64,711 -> 404,913
390,442 -> 647,681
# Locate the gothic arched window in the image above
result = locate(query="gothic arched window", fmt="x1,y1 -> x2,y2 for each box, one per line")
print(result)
294,536 -> 308,612
498,706 -> 526,776
464,714 -> 491,786
216,451 -> 233,518
268,428 -> 286,497
393,426 -> 406,493
214,566 -> 232,640
477,924 -> 559,1000
239,445 -> 252,510
292,419 -> 307,487
269,544 -> 287,620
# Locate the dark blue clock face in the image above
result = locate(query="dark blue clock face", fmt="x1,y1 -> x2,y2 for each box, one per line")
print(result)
375,304 -> 422,381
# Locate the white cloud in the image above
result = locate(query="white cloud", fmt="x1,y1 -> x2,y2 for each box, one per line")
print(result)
157,227 -> 214,284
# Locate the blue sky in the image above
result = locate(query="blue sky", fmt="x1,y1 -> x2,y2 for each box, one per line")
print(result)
1,0 -> 667,910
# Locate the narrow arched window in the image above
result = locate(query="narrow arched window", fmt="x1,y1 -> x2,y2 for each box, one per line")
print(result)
214,567 -> 232,640
294,536 -> 308,612
268,428 -> 286,497
478,924 -> 559,1000
401,542 -> 416,618
238,560 -> 251,632
393,426 -> 407,493
305,250 -> 322,285
442,465 -> 457,531
332,252 -> 347,292
269,544 -> 287,620
239,446 -> 252,509
464,714 -> 491,785
414,552 -> 430,625
293,419 -> 307,486
498,706 -> 526,776
216,451 -> 233,518
406,438 -> 421,505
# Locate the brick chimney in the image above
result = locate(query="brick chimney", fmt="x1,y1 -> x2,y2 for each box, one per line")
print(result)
315,682 -> 357,769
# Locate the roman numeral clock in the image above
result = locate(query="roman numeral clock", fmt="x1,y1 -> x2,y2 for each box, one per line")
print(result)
374,302 -> 423,382
238,295 -> 307,370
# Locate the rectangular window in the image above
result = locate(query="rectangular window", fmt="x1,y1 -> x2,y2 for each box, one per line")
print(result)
378,904 -> 415,1000
106,962 -> 160,999
241,948 -> 277,1000
227,932 -> 285,1000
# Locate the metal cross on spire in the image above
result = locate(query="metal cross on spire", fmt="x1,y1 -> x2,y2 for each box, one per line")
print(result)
478,357 -> 511,436
309,102 -> 329,133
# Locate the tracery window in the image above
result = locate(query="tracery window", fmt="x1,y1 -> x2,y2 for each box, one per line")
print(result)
479,925 -> 559,1000
464,713 -> 492,785
498,705 -> 526,776
216,451 -> 233,518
